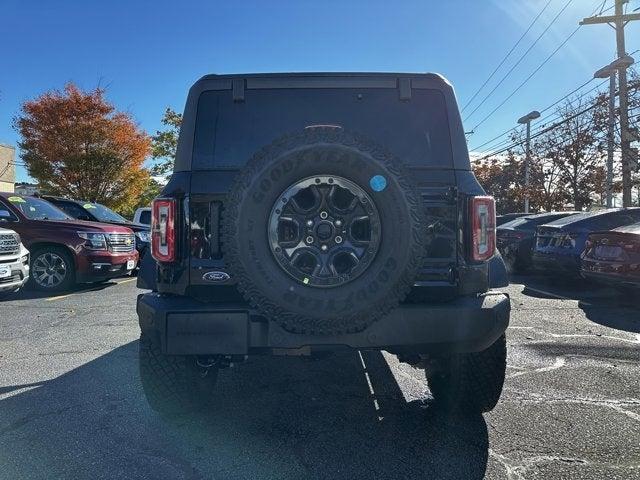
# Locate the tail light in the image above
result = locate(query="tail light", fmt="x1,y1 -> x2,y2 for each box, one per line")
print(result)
469,196 -> 496,262
151,198 -> 176,262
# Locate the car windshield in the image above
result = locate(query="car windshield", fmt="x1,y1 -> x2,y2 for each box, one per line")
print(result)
6,195 -> 70,220
82,202 -> 127,223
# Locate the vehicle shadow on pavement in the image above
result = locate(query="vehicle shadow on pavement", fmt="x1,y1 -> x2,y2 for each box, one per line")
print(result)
10,281 -> 121,301
0,343 -> 488,480
514,273 -> 640,334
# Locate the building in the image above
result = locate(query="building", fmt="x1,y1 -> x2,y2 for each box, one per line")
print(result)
14,182 -> 39,196
0,144 -> 16,193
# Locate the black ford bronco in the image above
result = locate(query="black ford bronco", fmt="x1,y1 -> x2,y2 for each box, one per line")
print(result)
137,73 -> 510,416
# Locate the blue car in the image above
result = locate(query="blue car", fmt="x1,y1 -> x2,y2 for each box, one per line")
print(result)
532,208 -> 640,276
497,211 -> 579,272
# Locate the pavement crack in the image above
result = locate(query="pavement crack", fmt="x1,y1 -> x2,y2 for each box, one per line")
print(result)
509,326 -> 638,344
507,356 -> 566,379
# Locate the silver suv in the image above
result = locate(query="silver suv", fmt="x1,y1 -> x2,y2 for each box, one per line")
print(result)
0,227 -> 29,297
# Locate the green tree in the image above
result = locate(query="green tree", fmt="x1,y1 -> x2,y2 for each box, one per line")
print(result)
151,107 -> 182,176
115,177 -> 163,219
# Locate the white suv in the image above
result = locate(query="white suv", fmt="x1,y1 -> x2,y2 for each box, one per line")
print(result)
133,207 -> 151,226
0,227 -> 29,297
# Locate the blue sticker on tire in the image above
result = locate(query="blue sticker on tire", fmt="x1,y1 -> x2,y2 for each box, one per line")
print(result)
369,175 -> 387,192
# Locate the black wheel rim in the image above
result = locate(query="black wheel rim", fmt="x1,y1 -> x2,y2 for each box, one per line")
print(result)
32,252 -> 67,288
268,175 -> 381,288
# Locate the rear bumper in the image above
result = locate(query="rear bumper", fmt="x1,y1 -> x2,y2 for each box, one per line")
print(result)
581,259 -> 640,288
137,291 -> 510,356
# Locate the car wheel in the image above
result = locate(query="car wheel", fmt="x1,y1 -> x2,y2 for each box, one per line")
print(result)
29,246 -> 75,292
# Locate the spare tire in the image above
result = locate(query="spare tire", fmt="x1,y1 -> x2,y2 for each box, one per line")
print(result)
223,127 -> 425,335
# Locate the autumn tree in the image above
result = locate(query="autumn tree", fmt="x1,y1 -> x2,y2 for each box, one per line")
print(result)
535,96 -> 607,210
473,152 -> 525,213
14,83 -> 151,212
151,107 -> 182,176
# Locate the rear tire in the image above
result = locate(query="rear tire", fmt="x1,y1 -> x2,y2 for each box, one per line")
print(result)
223,128 -> 426,335
138,332 -> 219,417
425,334 -> 507,413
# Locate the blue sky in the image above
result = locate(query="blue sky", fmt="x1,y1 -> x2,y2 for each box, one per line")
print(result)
1,0 -> 638,182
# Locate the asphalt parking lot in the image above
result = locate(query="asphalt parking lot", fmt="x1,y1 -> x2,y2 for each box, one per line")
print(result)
1,275 -> 639,480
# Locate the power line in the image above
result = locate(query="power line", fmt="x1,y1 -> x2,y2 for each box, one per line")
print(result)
470,49 -> 640,153
476,80 -> 640,160
461,0 -> 554,113
471,24 -> 583,132
471,78 -> 608,152
463,0 -> 575,123
475,98 -> 607,161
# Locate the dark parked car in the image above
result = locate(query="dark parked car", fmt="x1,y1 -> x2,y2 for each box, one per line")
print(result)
581,221 -> 640,289
42,196 -> 150,259
0,193 -> 138,291
136,72 -> 511,416
497,211 -> 579,272
496,212 -> 530,226
532,208 -> 640,276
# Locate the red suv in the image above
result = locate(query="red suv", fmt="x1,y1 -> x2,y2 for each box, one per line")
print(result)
0,193 -> 138,291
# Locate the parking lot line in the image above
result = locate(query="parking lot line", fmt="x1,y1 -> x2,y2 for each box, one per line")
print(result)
524,286 -> 592,306
524,286 -> 571,300
116,278 -> 137,285
45,293 -> 75,302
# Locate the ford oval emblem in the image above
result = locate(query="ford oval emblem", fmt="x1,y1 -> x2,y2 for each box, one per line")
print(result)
202,271 -> 230,283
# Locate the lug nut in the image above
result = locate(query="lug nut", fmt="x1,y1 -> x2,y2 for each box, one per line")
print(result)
320,211 -> 328,219
306,236 -> 314,244
335,236 -> 343,244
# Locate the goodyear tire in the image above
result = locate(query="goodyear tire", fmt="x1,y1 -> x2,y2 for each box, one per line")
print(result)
223,128 -> 425,335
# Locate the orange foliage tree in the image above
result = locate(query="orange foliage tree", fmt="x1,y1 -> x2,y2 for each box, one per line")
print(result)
14,83 -> 151,212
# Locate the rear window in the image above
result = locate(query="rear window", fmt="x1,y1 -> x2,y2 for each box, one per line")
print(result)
192,88 -> 453,169
546,209 -> 640,230
507,213 -> 576,229
138,210 -> 151,225
545,210 -> 610,227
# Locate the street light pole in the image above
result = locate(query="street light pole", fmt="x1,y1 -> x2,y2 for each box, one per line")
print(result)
594,55 -> 635,208
517,110 -> 541,214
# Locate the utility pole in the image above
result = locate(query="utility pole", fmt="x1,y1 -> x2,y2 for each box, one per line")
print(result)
594,55 -> 634,208
517,111 -> 540,213
581,0 -> 640,207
